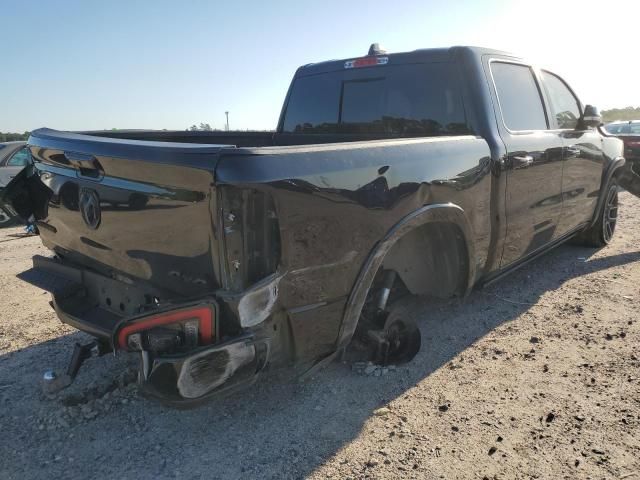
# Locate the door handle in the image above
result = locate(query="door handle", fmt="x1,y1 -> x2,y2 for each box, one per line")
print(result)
511,155 -> 534,169
565,145 -> 581,158
63,151 -> 104,180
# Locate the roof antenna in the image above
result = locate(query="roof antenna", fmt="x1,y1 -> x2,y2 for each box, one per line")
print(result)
368,43 -> 387,56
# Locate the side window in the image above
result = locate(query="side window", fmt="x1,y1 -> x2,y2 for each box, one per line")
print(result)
7,148 -> 31,167
541,71 -> 581,129
629,123 -> 640,134
491,62 -> 548,131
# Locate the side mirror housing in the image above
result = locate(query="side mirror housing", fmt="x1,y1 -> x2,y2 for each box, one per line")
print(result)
580,104 -> 602,129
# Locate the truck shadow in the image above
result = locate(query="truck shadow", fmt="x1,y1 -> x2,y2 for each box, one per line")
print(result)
1,245 -> 639,479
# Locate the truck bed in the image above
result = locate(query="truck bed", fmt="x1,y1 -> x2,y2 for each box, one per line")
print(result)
14,128 -> 490,306
84,129 -> 462,148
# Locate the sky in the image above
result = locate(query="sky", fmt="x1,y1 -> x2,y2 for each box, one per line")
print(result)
2,0 -> 639,132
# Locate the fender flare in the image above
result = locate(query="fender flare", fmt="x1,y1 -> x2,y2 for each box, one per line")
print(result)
335,202 -> 476,351
591,156 -> 625,226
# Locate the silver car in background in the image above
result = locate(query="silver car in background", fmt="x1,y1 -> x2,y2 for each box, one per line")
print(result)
0,141 -> 29,227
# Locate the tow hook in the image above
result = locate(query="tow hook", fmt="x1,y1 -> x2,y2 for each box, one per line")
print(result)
42,340 -> 110,394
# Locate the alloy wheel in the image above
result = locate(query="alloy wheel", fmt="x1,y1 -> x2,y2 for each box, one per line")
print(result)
602,186 -> 618,243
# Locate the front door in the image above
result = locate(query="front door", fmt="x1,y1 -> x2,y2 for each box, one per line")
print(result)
488,60 -> 565,267
539,71 -> 606,236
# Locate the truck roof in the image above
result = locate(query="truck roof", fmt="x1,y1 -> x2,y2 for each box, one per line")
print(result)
298,45 -> 521,76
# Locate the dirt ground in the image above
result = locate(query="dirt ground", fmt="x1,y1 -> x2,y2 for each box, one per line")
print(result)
1,194 -> 639,480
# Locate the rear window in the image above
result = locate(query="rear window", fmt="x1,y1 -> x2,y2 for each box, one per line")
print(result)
605,123 -> 631,134
281,63 -> 470,136
490,62 -> 547,131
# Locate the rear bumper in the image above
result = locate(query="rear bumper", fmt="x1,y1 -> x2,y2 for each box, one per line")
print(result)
24,255 -> 272,404
141,334 -> 269,406
28,255 -> 132,340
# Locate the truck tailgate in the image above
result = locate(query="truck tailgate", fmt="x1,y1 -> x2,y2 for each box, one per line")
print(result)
16,129 -> 229,300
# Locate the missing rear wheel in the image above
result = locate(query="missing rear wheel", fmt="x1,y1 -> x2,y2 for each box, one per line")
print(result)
381,300 -> 422,364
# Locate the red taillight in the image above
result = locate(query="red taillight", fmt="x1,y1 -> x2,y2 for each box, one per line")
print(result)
345,56 -> 388,69
117,305 -> 215,351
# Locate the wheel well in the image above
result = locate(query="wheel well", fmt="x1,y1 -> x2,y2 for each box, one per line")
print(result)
382,221 -> 469,298
336,203 -> 474,351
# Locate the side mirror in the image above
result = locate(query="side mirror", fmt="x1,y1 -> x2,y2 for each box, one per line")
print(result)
581,104 -> 602,129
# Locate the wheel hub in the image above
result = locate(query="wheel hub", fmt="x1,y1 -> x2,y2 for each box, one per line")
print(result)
366,304 -> 422,366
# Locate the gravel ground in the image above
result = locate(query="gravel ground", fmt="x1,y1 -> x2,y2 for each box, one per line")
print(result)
1,194 -> 639,480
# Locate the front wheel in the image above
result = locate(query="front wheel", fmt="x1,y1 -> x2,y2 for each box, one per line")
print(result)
573,180 -> 618,247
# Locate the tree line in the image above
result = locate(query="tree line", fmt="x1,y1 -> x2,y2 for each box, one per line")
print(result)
0,132 -> 30,142
601,107 -> 640,123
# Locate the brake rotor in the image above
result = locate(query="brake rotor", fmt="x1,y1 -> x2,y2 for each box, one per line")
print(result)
381,304 -> 421,365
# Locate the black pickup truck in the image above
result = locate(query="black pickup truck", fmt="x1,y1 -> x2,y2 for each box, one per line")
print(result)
4,45 -> 636,405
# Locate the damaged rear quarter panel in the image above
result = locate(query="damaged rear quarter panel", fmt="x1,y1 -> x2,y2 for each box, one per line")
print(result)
215,137 -> 493,362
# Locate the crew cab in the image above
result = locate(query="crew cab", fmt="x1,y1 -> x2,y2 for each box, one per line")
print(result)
2,45 -> 633,405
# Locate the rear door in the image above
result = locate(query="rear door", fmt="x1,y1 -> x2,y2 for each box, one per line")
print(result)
540,71 -> 606,235
488,59 -> 565,267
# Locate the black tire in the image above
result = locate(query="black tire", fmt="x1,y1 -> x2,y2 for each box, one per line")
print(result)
573,180 -> 618,247
0,206 -> 18,228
